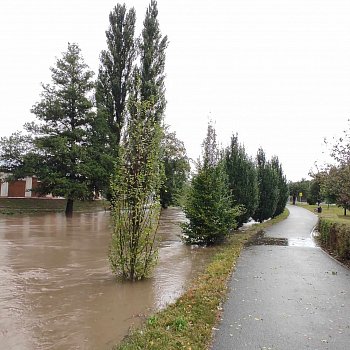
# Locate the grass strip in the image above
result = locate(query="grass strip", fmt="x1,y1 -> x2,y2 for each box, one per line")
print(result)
114,209 -> 290,350
295,202 -> 350,224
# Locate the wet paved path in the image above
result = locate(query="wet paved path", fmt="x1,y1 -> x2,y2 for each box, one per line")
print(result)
212,205 -> 350,350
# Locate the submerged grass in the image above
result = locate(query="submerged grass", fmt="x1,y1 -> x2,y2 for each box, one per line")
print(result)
0,198 -> 109,214
114,209 -> 290,350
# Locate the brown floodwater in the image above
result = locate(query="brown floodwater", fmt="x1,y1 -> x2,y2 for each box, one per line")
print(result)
0,208 -> 215,350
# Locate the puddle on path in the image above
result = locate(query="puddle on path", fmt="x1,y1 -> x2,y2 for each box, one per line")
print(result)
248,231 -> 318,248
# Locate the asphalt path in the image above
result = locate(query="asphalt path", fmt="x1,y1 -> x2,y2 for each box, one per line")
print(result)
211,205 -> 350,350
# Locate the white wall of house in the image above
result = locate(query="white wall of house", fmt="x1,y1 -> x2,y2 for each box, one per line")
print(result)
0,181 -> 9,197
25,177 -> 33,198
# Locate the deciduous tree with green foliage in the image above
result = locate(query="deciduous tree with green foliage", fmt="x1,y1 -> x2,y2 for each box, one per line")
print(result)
319,119 -> 350,215
225,134 -> 258,227
109,98 -> 163,281
182,123 -> 242,245
320,165 -> 350,215
160,128 -> 190,208
0,132 -> 34,176
307,178 -> 323,205
109,1 -> 167,280
92,4 -> 136,198
288,178 -> 311,203
139,0 -> 168,121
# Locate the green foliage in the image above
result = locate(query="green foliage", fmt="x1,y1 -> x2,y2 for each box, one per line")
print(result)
172,317 -> 187,331
320,165 -> 350,215
109,2 -> 167,281
140,0 -> 168,122
253,148 -> 279,222
307,178 -> 323,205
31,43 -> 95,215
114,209 -> 289,350
182,123 -> 242,244
109,99 -> 163,281
160,128 -> 190,208
288,178 -> 311,200
93,4 -> 136,198
318,218 -> 350,259
0,43 -> 95,216
0,132 -> 34,177
271,156 -> 289,216
316,119 -> 350,212
224,134 -> 258,227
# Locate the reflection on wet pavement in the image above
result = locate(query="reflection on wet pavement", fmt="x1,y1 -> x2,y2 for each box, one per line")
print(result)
248,231 -> 318,248
0,208 -> 214,349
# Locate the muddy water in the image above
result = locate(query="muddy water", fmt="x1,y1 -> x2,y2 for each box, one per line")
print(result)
0,208 -> 215,350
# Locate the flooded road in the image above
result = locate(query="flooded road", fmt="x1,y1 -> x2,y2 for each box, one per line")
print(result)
0,208 -> 215,349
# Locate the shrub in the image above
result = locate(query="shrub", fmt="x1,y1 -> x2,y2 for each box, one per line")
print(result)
318,218 -> 350,259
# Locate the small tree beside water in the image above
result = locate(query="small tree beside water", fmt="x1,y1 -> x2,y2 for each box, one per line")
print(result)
109,99 -> 163,281
182,123 -> 242,245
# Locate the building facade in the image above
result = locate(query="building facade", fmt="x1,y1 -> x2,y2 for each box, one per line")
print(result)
0,174 -> 40,198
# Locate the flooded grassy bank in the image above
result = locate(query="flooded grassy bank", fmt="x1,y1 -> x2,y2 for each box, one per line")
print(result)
0,208 -> 216,349
115,209 -> 290,350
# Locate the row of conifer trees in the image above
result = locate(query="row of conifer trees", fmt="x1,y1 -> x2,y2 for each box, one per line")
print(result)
182,123 -> 289,245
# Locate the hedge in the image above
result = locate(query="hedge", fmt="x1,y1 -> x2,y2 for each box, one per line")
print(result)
318,218 -> 350,259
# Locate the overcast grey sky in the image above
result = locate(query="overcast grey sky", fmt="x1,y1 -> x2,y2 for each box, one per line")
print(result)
1,0 -> 350,181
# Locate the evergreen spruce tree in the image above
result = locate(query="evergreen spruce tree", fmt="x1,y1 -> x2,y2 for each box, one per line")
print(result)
271,156 -> 289,216
182,123 -> 242,244
253,148 -> 279,222
225,134 -> 259,227
27,43 -> 95,216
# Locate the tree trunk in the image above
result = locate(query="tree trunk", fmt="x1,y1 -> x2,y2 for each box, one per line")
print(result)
65,198 -> 74,217
344,207 -> 347,216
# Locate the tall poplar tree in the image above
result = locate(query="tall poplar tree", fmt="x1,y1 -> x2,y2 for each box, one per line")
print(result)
92,4 -> 136,197
109,1 -> 168,280
96,3 -> 136,145
139,0 -> 168,122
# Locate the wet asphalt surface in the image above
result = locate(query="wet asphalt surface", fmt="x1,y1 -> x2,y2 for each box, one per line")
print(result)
212,205 -> 350,350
